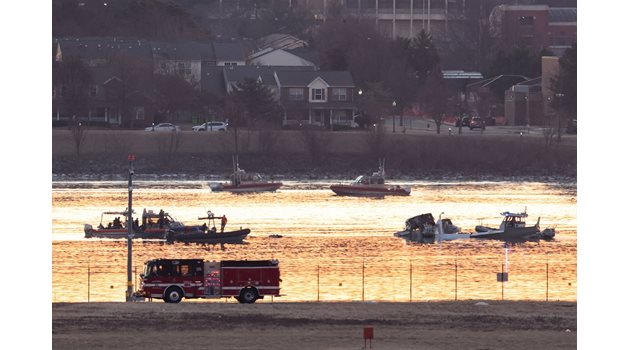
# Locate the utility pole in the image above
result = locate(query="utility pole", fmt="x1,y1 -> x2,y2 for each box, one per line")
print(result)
126,154 -> 135,301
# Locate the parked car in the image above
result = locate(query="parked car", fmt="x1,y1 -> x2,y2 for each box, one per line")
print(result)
469,117 -> 484,130
455,116 -> 470,127
145,123 -> 180,132
192,121 -> 228,132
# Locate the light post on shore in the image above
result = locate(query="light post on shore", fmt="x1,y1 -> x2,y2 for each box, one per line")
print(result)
525,92 -> 530,133
126,154 -> 135,302
392,100 -> 397,133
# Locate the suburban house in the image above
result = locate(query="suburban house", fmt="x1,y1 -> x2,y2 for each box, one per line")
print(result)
274,70 -> 357,128
152,41 -> 215,86
54,37 -> 153,68
53,37 -> 155,127
257,33 -> 308,51
223,65 -> 282,99
53,37 -> 357,130
248,47 -> 319,69
213,41 -> 248,67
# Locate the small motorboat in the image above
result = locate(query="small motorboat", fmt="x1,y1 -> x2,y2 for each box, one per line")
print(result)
165,210 -> 250,245
84,208 -> 182,240
470,210 -> 543,242
210,156 -> 282,193
330,159 -> 410,197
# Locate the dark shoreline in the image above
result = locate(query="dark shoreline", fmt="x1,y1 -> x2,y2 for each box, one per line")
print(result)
52,152 -> 577,183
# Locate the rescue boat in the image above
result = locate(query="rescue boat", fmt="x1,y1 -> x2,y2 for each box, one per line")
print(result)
330,159 -> 411,197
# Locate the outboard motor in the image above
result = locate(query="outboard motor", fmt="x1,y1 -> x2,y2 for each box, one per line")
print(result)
84,224 -> 93,238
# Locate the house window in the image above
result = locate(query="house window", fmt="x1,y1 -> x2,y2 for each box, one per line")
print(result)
177,62 -> 191,75
332,88 -> 347,101
519,16 -> 534,26
224,62 -> 237,67
89,85 -> 98,97
311,88 -> 326,101
288,88 -> 304,101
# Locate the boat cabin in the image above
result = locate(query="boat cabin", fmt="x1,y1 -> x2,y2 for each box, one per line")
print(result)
499,212 -> 528,229
230,168 -> 263,185
96,210 -> 133,229
352,175 -> 385,185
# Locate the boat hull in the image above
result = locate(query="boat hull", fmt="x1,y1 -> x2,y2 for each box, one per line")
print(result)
394,230 -> 470,243
166,228 -> 251,244
84,225 -> 166,240
470,226 -> 540,242
330,185 -> 410,197
212,182 -> 282,193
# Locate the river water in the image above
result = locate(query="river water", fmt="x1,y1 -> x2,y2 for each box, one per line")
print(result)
52,179 -> 577,302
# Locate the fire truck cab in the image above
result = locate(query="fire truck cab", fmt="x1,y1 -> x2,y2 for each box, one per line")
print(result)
138,258 -> 281,303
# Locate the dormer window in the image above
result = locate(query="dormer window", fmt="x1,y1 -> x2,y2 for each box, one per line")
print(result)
311,88 -> 326,101
89,85 -> 98,97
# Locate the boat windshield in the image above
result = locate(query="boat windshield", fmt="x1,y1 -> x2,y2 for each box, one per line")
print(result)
353,175 -> 366,184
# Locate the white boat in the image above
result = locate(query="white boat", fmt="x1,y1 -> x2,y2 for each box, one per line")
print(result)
470,210 -> 544,242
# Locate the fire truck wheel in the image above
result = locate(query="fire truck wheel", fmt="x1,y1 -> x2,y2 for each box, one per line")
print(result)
164,287 -> 184,303
239,288 -> 259,304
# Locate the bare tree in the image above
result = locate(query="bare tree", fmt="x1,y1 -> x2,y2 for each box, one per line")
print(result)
155,130 -> 183,156
421,67 -> 451,134
107,52 -> 153,128
54,55 -> 92,122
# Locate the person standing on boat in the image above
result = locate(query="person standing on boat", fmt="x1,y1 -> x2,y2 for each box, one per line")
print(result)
158,209 -> 165,229
221,215 -> 227,233
142,209 -> 147,228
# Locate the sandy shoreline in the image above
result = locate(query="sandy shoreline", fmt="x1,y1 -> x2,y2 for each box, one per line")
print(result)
52,301 -> 576,349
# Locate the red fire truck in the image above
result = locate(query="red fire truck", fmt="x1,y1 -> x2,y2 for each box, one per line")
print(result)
137,258 -> 281,303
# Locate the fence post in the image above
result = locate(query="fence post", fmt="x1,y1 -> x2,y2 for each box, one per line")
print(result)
134,266 -> 137,293
455,258 -> 458,301
409,262 -> 413,302
362,262 -> 365,302
501,264 -> 505,300
546,262 -> 549,302
87,262 -> 90,303
317,265 -> 320,302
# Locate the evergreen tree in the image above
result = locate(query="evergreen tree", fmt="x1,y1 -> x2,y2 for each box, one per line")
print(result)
227,78 -> 280,129
408,30 -> 441,84
551,43 -> 577,120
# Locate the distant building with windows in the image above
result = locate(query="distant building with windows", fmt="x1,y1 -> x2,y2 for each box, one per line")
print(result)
489,4 -> 576,54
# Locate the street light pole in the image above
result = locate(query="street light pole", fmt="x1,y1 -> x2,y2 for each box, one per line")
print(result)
525,92 -> 530,132
392,101 -> 397,133
126,154 -> 135,301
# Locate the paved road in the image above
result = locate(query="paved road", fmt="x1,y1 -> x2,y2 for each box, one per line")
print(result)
382,115 -> 576,140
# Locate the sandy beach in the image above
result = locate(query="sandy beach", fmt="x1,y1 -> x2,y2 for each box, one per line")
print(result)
52,301 -> 576,349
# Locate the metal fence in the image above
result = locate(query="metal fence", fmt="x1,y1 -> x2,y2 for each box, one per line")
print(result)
52,259 -> 576,303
